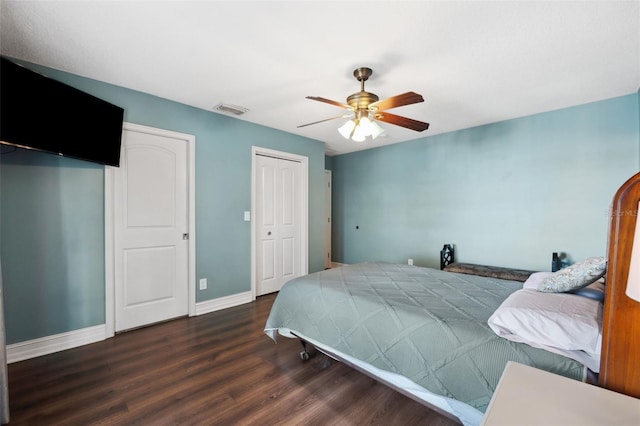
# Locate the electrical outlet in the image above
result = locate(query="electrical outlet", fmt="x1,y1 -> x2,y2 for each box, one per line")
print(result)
199,278 -> 207,290
408,258 -> 414,266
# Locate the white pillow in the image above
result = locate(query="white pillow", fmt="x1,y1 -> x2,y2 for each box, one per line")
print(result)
538,257 -> 606,293
488,289 -> 602,371
522,271 -> 554,290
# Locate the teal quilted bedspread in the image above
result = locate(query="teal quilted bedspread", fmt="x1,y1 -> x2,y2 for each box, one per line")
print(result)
264,262 -> 585,412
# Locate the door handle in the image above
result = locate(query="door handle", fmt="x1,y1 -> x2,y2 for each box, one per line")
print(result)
267,231 -> 272,236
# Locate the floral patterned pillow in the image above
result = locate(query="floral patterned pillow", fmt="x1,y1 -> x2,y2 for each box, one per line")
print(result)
538,257 -> 607,293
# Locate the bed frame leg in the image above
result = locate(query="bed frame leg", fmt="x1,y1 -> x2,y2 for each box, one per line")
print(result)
299,339 -> 310,361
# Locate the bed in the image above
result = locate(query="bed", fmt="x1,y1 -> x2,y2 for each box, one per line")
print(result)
264,172 -> 640,425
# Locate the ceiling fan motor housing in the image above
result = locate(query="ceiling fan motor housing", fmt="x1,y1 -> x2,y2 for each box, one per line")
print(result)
347,91 -> 379,111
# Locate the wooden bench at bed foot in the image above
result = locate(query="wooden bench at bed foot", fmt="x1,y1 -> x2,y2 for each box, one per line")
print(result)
443,262 -> 536,282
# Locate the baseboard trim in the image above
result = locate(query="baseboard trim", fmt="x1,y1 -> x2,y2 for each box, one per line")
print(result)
7,324 -> 106,364
7,292 -> 255,363
195,291 -> 253,316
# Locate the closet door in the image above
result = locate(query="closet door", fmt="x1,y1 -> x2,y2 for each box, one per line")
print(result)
255,154 -> 302,295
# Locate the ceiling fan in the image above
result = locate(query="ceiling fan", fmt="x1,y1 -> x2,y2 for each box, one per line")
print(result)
298,67 -> 429,142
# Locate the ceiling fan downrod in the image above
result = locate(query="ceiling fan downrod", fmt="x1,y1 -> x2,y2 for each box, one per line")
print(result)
347,67 -> 379,111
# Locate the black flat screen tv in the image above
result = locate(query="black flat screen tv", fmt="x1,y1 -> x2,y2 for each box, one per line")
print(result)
0,56 -> 124,167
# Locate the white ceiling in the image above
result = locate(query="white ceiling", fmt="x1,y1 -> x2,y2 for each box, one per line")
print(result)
1,1 -> 638,156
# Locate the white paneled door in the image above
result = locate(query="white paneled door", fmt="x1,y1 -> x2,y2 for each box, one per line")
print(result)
114,127 -> 189,332
255,154 -> 303,295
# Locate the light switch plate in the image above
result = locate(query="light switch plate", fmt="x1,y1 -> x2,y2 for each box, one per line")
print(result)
244,211 -> 251,221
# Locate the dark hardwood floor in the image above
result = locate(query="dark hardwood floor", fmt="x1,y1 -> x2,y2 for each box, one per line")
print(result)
7,293 -> 460,425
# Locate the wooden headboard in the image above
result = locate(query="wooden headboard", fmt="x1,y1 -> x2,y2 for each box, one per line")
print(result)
600,171 -> 640,398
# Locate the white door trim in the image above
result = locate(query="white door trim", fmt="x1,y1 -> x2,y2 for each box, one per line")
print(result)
251,146 -> 308,300
104,122 -> 196,338
324,169 -> 332,269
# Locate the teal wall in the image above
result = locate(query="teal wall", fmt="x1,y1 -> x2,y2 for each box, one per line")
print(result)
332,94 -> 640,271
1,152 -> 105,342
324,155 -> 333,171
1,59 -> 326,344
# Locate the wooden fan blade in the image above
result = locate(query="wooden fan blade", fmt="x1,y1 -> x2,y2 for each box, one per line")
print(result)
306,96 -> 351,110
369,92 -> 424,111
374,111 -> 429,132
297,114 -> 351,128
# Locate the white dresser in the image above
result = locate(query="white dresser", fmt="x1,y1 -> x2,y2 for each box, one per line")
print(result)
481,361 -> 640,425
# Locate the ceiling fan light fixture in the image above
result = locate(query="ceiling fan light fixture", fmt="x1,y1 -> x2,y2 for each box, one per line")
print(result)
368,118 -> 385,140
351,132 -> 366,143
351,120 -> 369,142
338,115 -> 385,142
338,120 -> 356,139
